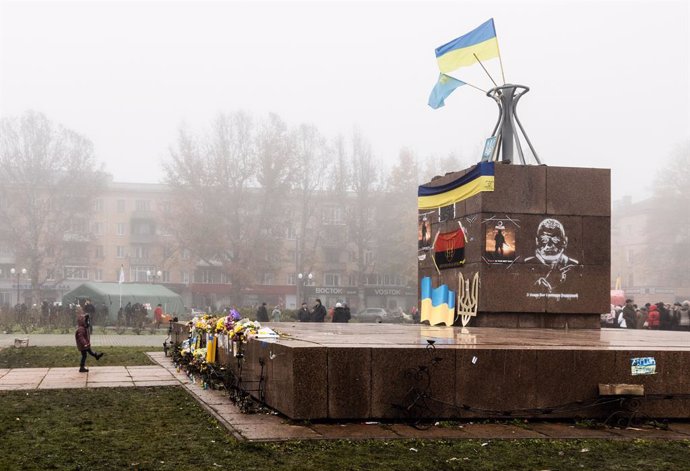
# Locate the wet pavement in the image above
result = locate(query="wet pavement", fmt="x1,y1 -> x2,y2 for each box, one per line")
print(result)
255,323 -> 690,351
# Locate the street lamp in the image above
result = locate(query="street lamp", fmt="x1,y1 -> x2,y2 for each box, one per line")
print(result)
146,270 -> 163,284
297,272 -> 313,305
10,268 -> 27,305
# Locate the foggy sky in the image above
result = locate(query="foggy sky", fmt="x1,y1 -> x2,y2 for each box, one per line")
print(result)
1,0 -> 688,202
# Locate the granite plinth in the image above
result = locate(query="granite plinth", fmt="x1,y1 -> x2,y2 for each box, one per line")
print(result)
419,165 -> 610,328
188,323 -> 690,421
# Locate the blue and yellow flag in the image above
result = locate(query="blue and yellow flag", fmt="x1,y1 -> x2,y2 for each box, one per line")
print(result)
435,19 -> 499,73
418,162 -> 494,210
420,277 -> 456,326
428,73 -> 466,109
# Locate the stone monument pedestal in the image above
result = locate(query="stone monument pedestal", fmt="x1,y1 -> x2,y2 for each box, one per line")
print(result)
419,164 -> 610,329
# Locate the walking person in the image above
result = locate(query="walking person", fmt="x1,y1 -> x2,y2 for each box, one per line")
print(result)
256,302 -> 269,322
154,303 -> 164,329
75,306 -> 103,373
271,305 -> 282,322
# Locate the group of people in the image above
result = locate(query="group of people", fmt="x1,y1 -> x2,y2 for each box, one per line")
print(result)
254,298 -> 352,323
608,299 -> 690,330
116,301 -> 149,328
298,299 -> 351,323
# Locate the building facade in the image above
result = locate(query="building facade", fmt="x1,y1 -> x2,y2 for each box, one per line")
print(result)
611,196 -> 690,304
0,178 -> 417,314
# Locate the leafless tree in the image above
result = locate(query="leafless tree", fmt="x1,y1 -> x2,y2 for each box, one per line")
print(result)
375,148 -> 419,286
645,141 -> 690,289
0,111 -> 103,304
342,129 -> 380,307
292,123 -> 332,278
420,152 -> 467,184
163,112 -> 260,304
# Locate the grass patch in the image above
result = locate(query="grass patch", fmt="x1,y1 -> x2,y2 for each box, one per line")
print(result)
0,387 -> 688,470
0,346 -> 158,368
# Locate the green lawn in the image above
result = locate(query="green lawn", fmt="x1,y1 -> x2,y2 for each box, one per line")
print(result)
0,346 -> 158,368
0,387 -> 688,470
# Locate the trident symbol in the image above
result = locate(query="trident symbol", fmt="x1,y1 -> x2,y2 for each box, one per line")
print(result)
457,272 -> 479,327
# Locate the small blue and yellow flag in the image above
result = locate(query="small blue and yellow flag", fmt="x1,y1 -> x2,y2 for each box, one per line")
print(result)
435,18 -> 499,73
420,277 -> 456,326
428,73 -> 466,109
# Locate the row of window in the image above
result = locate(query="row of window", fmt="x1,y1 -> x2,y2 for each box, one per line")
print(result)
95,199 -> 354,225
94,246 -> 191,260
93,199 -> 171,213
0,266 -> 405,287
89,221 -> 170,237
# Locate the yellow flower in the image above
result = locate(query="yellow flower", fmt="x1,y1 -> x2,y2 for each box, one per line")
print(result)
215,318 -> 226,332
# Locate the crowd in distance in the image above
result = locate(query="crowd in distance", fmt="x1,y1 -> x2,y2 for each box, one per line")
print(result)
604,299 -> 690,330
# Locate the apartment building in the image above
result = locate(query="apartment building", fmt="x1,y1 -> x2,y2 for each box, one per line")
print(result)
611,196 -> 690,304
0,178 -> 417,313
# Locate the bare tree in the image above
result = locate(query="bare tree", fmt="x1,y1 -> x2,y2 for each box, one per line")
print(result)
375,148 -> 419,285
292,124 -> 332,278
644,141 -> 690,289
0,111 -> 103,304
163,112 -> 260,304
420,151 -> 467,184
343,129 -> 380,308
254,113 -> 296,279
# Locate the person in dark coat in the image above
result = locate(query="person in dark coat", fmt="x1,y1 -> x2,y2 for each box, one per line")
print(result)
256,302 -> 269,322
622,299 -> 637,329
75,306 -> 103,372
297,302 -> 310,322
83,298 -> 96,332
311,298 -> 327,322
332,302 -> 351,323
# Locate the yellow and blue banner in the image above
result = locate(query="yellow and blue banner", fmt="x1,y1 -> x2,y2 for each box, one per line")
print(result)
420,277 -> 456,326
428,73 -> 466,109
435,19 -> 499,73
418,161 -> 495,210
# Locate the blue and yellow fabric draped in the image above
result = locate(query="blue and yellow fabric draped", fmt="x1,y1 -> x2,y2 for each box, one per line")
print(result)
420,277 -> 456,326
435,19 -> 499,73
418,161 -> 495,210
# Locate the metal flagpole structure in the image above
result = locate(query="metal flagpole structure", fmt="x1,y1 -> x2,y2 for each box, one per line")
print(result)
485,84 -> 541,165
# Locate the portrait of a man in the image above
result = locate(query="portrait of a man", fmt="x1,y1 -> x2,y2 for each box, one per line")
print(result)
525,218 -> 578,292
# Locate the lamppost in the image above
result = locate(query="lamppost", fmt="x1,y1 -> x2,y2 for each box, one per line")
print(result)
146,270 -> 163,284
297,272 -> 313,305
10,268 -> 27,305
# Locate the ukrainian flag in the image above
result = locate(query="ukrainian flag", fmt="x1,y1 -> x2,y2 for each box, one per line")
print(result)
418,162 -> 495,210
435,19 -> 499,73
420,277 -> 456,326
